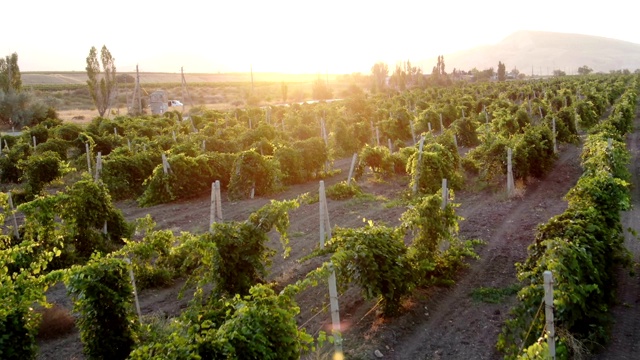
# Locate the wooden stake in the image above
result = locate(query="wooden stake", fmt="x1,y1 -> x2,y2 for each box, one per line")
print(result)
94,152 -> 102,182
441,178 -> 448,209
544,271 -> 556,359
388,138 -> 393,153
123,258 -> 143,325
410,120 -> 416,144
439,113 -> 444,132
210,180 -> 223,229
3,139 -> 8,151
215,180 -> 222,222
127,138 -> 131,151
172,131 -> 177,142
161,153 -> 169,175
319,181 -> 343,355
375,126 -> 380,146
114,127 -> 118,136
453,134 -> 458,149
8,192 -> 20,239
250,181 -> 255,199
507,148 -> 515,197
552,118 -> 557,154
347,153 -> 357,185
85,143 -> 92,173
32,136 -> 37,149
428,122 -> 432,134
413,136 -> 425,195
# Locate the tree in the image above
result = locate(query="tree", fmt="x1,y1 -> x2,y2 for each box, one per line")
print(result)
0,53 -> 22,93
86,45 -> 117,117
497,61 -> 506,81
389,64 -> 406,91
281,81 -> 288,102
311,77 -> 332,100
553,69 -> 566,77
371,62 -> 388,93
577,65 -> 593,75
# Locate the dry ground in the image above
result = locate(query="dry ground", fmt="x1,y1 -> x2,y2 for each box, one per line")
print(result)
36,107 -> 640,360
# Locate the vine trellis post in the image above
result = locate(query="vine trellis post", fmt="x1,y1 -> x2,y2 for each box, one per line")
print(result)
552,118 -> 557,154
319,181 -> 343,355
347,153 -> 358,186
8,192 -> 20,239
85,143 -> 91,173
544,271 -> 556,359
507,148 -> 515,197
412,135 -> 426,195
123,258 -> 143,324
210,180 -> 223,229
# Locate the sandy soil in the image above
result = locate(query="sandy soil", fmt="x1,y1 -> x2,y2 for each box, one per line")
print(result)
36,109 -> 640,359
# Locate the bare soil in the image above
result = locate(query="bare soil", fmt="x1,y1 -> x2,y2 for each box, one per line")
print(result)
36,113 -> 640,359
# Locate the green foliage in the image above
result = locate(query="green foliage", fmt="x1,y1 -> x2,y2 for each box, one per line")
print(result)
326,180 -> 363,200
0,193 -> 61,359
325,222 -> 414,316
471,284 -> 520,304
86,45 -> 117,117
499,87 -> 635,358
0,53 -> 22,93
402,192 -> 459,258
102,150 -> 161,200
228,150 -> 280,200
451,114 -> 480,147
408,142 -> 462,195
18,176 -> 132,267
0,141 -> 31,183
67,256 -> 138,360
359,145 -> 392,174
180,200 -> 298,298
138,152 -> 236,206
274,145 -> 305,185
18,150 -> 68,198
292,137 -> 329,181
130,284 -> 312,359
35,138 -> 70,160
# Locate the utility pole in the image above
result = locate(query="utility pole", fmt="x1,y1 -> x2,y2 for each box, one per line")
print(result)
181,66 -> 192,108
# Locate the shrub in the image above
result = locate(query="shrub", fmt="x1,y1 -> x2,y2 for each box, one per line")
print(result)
18,150 -> 66,198
359,145 -> 392,174
326,180 -> 362,200
36,304 -> 75,340
0,141 -> 31,183
324,223 -> 414,316
67,256 -> 138,360
228,150 -> 280,200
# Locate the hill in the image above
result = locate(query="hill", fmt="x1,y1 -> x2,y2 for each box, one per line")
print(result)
425,30 -> 640,75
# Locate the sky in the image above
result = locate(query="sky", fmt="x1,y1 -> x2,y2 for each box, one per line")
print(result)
4,0 -> 640,74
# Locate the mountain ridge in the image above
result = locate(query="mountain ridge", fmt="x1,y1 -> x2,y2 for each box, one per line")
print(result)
420,30 -> 640,75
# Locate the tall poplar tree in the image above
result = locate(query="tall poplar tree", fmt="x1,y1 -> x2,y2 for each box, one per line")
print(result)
86,46 -> 116,117
0,53 -> 22,93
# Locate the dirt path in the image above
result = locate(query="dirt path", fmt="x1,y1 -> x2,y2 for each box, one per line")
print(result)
37,141 -> 589,359
354,143 -> 584,360
592,104 -> 640,360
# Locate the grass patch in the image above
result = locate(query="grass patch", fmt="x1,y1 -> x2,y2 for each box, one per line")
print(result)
470,284 -> 521,304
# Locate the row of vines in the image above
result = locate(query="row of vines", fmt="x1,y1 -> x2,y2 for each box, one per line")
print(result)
498,79 -> 639,359
1,74 -> 638,359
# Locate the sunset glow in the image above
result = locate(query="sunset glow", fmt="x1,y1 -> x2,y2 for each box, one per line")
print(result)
5,0 -> 640,74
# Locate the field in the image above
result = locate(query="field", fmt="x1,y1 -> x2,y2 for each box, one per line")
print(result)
2,74 -> 640,359
21,71 -> 366,123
